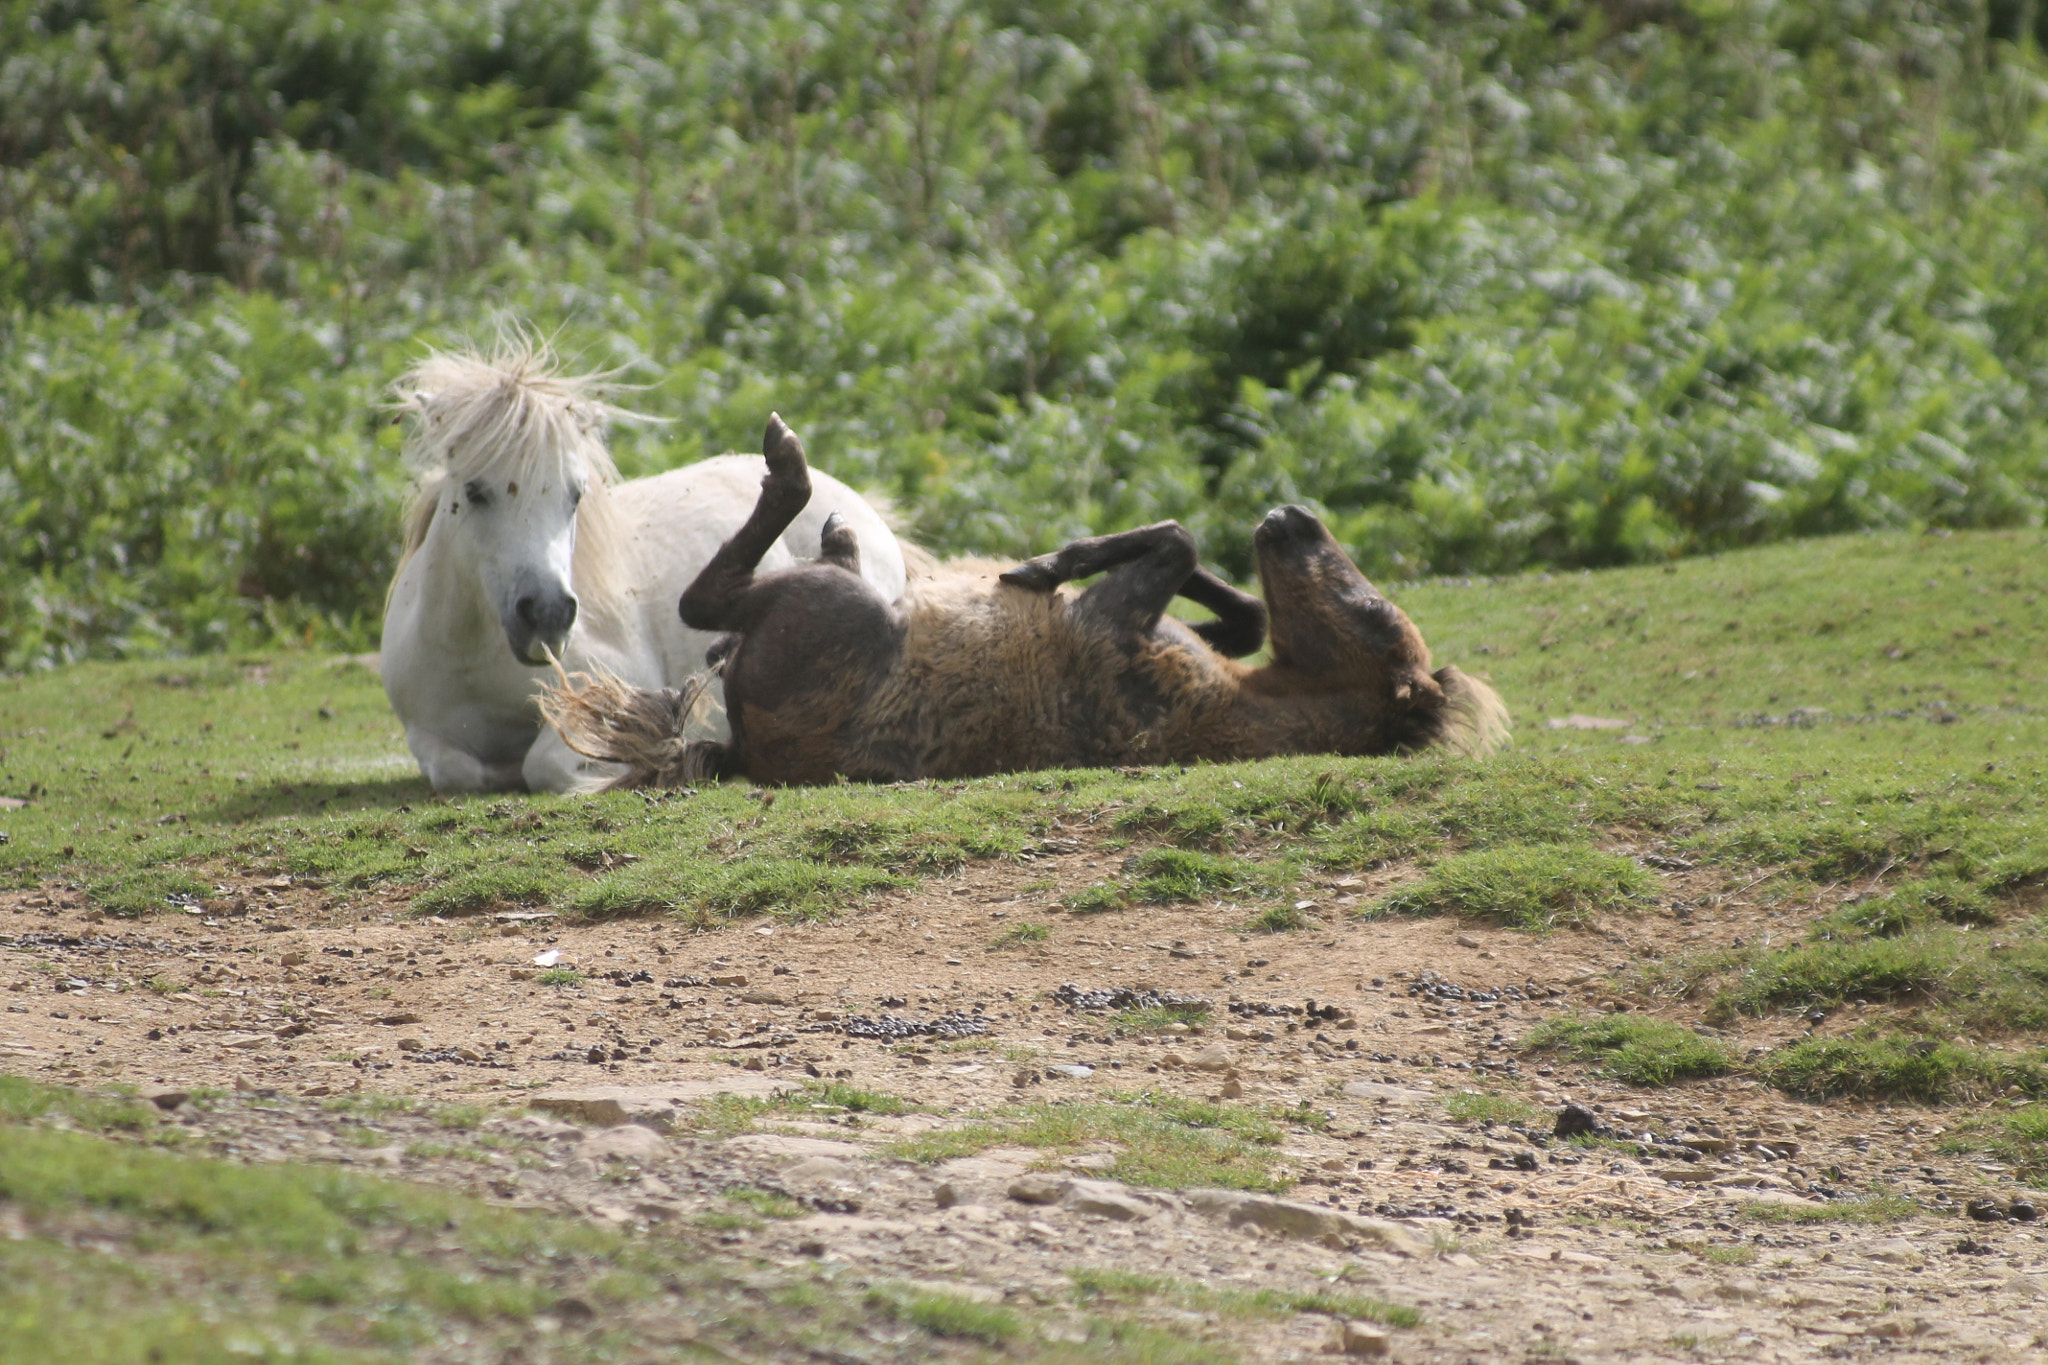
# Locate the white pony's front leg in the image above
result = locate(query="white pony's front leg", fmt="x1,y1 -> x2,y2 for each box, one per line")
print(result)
521,723 -> 628,795
405,726 -> 527,793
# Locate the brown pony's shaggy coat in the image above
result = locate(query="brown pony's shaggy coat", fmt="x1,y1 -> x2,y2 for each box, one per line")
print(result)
541,417 -> 1508,786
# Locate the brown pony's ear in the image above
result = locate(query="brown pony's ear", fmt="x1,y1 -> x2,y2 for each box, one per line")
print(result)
1391,668 -> 1445,709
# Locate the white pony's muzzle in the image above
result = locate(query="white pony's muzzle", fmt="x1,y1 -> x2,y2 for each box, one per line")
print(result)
504,579 -> 578,665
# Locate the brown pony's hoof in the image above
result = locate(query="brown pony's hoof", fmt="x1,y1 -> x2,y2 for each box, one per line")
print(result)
762,413 -> 809,479
999,559 -> 1062,592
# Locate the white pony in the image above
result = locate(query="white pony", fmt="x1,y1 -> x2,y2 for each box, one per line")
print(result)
380,342 -> 908,793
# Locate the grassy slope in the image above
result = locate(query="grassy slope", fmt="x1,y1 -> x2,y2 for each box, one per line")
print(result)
3,530 -> 2047,1356
3,527 -> 2045,1101
0,1077 -> 1262,1364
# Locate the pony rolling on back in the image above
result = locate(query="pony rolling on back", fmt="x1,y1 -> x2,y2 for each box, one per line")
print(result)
380,342 -> 909,793
542,416 -> 1508,785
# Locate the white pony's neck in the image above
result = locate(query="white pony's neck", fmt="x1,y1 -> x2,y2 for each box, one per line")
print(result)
391,341 -> 629,630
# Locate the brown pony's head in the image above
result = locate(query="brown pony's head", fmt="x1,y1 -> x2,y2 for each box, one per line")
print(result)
1252,504 -> 1444,717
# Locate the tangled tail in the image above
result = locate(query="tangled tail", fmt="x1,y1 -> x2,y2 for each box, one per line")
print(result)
1430,665 -> 1512,757
537,664 -> 722,789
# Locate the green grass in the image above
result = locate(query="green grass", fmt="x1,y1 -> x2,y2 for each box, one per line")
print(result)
723,1187 -> 808,1220
0,1077 -> 1244,1364
888,1095 -> 1297,1192
0,1117 -> 616,1359
1062,883 -> 1131,915
991,921 -> 1052,948
1524,1015 -> 1737,1086
691,1081 -> 925,1137
1369,843 -> 1658,930
4,531 -> 2048,1107
0,1076 -> 156,1133
1066,1268 -> 1421,1329
1441,1091 -> 1543,1125
874,1290 -> 1023,1347
1936,1105 -> 2048,1185
1245,902 -> 1314,933
1125,849 -> 1274,904
1738,1195 -> 1919,1225
1105,1003 -> 1213,1036
1755,1035 -> 2048,1104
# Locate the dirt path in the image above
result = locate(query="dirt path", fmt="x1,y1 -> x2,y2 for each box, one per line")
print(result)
5,849 -> 2046,1363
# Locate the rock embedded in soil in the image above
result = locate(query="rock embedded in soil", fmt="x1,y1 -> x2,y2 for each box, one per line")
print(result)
529,1079 -> 792,1130
1339,1322 -> 1392,1358
583,1123 -> 668,1161
1553,1103 -> 1599,1138
1183,1189 -> 1429,1256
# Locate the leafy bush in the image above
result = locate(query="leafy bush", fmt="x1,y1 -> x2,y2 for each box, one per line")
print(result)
6,0 -> 2048,667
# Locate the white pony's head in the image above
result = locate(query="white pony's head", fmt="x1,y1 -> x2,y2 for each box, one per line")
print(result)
395,341 -> 620,665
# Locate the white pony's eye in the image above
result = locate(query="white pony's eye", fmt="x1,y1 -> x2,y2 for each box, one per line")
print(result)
463,480 -> 490,507
570,485 -> 584,507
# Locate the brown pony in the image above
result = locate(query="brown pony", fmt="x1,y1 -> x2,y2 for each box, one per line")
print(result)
541,416 -> 1508,786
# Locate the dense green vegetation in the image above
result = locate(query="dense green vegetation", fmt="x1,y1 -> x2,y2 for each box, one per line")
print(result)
5,0 -> 2048,668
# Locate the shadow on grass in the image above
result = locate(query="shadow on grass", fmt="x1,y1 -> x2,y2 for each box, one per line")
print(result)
185,776 -> 435,826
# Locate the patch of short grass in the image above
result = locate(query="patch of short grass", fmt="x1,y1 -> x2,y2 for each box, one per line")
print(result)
1066,1267 -> 1420,1329
887,1095 -> 1295,1191
570,858 -> 906,924
534,967 -> 582,987
1524,1014 -> 1735,1085
1062,882 -> 1130,914
692,1081 -> 922,1136
0,1121 -> 610,1357
1737,1194 -> 1919,1225
433,1104 -> 486,1131
81,868 -> 215,920
1127,848 -> 1270,903
1441,1091 -> 1542,1125
1936,1105 -> 2048,1184
1755,1034 -> 2048,1103
1245,901 -> 1312,933
875,1289 -> 1022,1346
0,1076 -> 155,1133
991,920 -> 1052,948
724,1187 -> 807,1220
1367,843 -> 1656,930
1105,1002 -> 1212,1036
1712,926 -> 2048,1038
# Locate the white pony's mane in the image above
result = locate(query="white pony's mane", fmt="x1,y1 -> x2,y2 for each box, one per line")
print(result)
391,340 -> 629,623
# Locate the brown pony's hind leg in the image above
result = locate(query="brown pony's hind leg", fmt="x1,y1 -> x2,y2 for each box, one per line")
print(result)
679,414 -> 815,632
817,511 -> 862,575
1001,523 -> 1264,654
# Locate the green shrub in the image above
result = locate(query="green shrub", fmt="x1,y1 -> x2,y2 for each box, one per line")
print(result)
7,1 -> 2048,665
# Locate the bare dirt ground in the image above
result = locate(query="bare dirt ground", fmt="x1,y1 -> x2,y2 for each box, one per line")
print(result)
5,840 -> 2046,1363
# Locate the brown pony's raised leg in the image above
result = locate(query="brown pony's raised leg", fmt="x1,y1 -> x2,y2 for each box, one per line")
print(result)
817,511 -> 862,575
1000,522 -> 1267,656
678,414 -> 814,632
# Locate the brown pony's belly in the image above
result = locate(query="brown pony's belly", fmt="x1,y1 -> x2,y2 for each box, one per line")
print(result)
855,620 -> 1235,779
